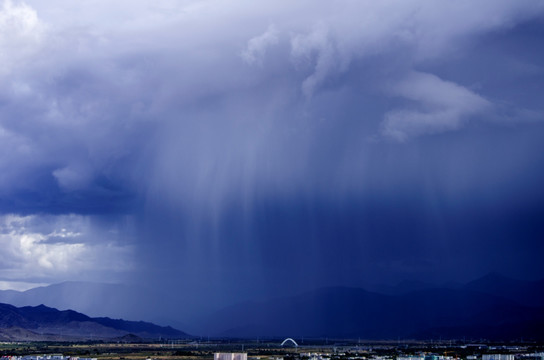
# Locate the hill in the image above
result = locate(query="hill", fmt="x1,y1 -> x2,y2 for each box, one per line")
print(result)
0,302 -> 188,341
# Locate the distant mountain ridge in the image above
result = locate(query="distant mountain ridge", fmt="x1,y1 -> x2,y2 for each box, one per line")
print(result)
464,272 -> 544,307
0,282 -> 141,319
0,302 -> 188,341
0,281 -> 194,331
198,273 -> 544,340
367,279 -> 462,295
1,273 -> 543,339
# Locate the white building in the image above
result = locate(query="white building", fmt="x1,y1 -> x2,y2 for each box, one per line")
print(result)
398,356 -> 424,360
482,355 -> 515,360
214,353 -> 247,360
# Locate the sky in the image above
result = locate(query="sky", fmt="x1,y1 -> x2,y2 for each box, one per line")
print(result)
0,0 -> 544,319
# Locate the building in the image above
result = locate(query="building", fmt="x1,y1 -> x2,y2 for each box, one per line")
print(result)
482,355 -> 515,360
214,353 -> 247,360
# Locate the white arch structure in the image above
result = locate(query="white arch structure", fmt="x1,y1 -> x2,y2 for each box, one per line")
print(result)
281,338 -> 298,347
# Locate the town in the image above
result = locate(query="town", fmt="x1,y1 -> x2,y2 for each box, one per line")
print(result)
1,340 -> 544,360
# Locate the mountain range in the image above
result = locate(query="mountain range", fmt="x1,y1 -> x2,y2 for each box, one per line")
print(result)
202,286 -> 544,340
198,273 -> 544,339
0,273 -> 543,340
0,302 -> 188,341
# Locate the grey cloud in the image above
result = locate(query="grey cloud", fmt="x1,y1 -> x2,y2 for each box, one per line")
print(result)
241,25 -> 279,66
291,24 -> 341,98
0,0 -> 539,201
53,165 -> 94,191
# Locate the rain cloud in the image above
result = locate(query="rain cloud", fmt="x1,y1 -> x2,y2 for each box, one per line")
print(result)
0,0 -> 543,323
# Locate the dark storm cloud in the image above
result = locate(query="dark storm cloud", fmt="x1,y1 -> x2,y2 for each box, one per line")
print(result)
1,0 -> 544,319
2,0 -> 541,212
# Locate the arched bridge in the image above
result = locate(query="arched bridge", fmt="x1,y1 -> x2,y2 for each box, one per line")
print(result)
281,338 -> 298,347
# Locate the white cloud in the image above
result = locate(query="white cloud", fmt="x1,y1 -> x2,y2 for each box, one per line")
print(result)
0,214 -> 134,283
0,0 -> 44,74
381,72 -> 491,141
